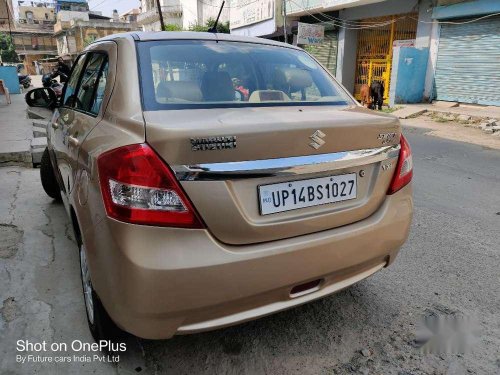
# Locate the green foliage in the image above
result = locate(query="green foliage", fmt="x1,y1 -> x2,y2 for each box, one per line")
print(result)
163,18 -> 230,33
83,35 -> 98,48
0,32 -> 19,63
188,23 -> 209,32
206,18 -> 230,34
163,24 -> 183,31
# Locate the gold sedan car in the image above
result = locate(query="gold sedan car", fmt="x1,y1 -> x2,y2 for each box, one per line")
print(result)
26,32 -> 413,342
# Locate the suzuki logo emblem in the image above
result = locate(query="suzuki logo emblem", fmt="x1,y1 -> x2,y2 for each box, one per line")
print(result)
309,130 -> 326,150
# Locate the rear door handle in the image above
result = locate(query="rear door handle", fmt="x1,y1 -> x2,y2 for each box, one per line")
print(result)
68,135 -> 79,147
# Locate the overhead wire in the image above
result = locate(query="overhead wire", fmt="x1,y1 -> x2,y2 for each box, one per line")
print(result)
197,0 -> 265,9
90,0 -> 112,10
122,0 -> 500,31
287,0 -> 404,30
409,12 -> 500,25
289,0 -> 500,28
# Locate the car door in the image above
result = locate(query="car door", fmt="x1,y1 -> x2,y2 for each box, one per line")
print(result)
51,53 -> 88,196
56,44 -> 115,196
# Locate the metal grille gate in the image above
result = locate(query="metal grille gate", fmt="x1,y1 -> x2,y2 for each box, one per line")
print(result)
305,30 -> 338,77
354,14 -> 418,104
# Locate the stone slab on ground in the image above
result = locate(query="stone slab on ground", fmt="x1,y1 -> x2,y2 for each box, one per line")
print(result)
0,95 -> 34,166
391,106 -> 428,119
0,141 -> 32,166
457,114 -> 471,122
395,103 -> 500,122
32,120 -> 49,129
26,107 -> 52,120
33,127 -> 47,138
31,149 -> 44,164
433,101 -> 459,108
30,137 -> 47,148
30,137 -> 47,164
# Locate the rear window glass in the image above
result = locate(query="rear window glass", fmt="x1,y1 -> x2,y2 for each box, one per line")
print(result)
137,40 -> 353,110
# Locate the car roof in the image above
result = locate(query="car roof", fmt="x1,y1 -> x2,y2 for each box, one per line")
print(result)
91,31 -> 302,51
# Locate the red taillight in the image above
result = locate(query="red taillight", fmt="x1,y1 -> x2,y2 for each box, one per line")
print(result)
97,143 -> 204,228
388,134 -> 413,195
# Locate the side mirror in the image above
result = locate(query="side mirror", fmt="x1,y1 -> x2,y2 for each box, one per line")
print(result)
25,88 -> 57,109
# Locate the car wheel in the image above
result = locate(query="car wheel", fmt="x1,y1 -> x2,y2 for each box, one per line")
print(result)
40,148 -> 61,201
79,243 -> 123,344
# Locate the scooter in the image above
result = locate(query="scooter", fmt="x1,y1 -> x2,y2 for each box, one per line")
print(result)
18,74 -> 31,89
42,73 -> 64,97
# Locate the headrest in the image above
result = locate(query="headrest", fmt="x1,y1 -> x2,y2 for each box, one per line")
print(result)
156,81 -> 203,102
273,67 -> 313,93
201,71 -> 234,102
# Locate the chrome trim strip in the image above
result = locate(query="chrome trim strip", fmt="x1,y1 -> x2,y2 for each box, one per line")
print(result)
173,144 -> 401,181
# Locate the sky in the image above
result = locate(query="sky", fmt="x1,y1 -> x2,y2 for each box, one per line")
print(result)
87,0 -> 141,17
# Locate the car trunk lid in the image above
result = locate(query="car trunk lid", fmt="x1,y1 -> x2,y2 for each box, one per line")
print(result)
145,105 -> 401,245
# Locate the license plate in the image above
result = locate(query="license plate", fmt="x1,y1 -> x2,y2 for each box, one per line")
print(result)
258,173 -> 357,215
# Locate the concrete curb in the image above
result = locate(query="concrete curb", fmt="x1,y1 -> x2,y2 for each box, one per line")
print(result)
0,140 -> 32,167
0,107 -> 50,167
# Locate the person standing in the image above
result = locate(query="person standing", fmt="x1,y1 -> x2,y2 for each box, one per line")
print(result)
52,57 -> 71,83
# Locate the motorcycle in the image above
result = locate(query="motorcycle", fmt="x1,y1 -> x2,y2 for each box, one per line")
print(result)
42,73 -> 64,97
18,74 -> 31,89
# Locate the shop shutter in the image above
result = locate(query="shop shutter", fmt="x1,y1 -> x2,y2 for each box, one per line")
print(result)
435,16 -> 500,106
306,31 -> 338,76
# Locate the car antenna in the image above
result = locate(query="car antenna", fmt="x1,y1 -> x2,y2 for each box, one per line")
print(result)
208,1 -> 225,33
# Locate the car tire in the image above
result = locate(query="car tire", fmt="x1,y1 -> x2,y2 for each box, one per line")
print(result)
79,243 -> 123,345
40,148 -> 61,201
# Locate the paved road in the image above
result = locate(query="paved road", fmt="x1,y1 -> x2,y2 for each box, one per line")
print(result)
1,127 -> 499,374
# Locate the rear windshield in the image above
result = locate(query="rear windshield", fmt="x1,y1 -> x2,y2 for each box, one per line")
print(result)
137,40 -> 354,110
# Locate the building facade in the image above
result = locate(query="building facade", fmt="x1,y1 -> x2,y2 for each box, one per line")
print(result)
137,0 -> 228,31
0,0 -> 14,32
120,8 -> 141,23
11,28 -> 58,73
282,0 -> 500,107
56,0 -> 89,12
138,0 -> 186,31
54,11 -> 140,58
279,0 -> 431,104
5,2 -> 57,73
18,3 -> 56,26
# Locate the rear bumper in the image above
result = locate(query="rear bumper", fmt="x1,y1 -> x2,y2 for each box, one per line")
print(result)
84,184 -> 412,339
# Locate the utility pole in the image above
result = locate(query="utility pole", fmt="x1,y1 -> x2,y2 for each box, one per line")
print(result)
282,0 -> 287,44
6,0 -> 14,39
156,0 -> 165,30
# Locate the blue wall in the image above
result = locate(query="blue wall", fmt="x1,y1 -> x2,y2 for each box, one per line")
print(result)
0,66 -> 21,94
389,47 -> 429,106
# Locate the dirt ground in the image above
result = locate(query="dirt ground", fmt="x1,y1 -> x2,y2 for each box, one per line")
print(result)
1,127 -> 499,374
401,116 -> 500,150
